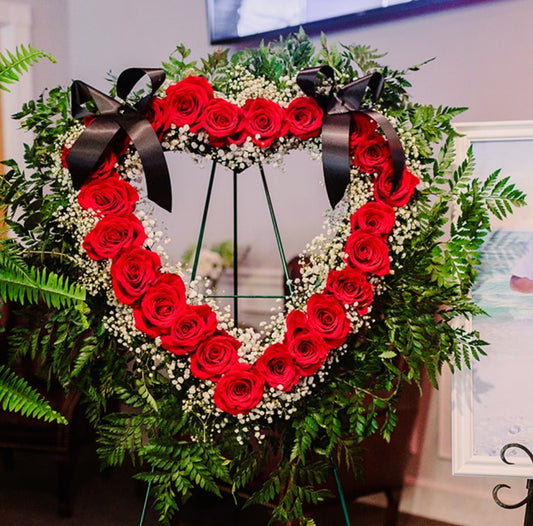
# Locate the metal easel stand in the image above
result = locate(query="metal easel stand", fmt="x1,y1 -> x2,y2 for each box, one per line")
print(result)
189,161 -> 292,326
492,443 -> 533,526
139,160 -> 351,526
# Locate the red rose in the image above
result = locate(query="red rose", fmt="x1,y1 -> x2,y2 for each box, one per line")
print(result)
344,230 -> 390,276
61,145 -> 70,169
285,309 -> 309,338
83,115 -> 96,127
88,148 -> 119,180
63,145 -> 118,179
165,76 -> 213,132
350,201 -> 396,237
287,330 -> 329,376
374,166 -> 420,207
285,96 -> 323,140
201,98 -> 244,147
255,342 -> 301,391
161,304 -> 218,355
325,267 -> 374,315
353,134 -> 391,175
349,113 -> 377,153
213,363 -> 265,415
144,96 -> 173,138
306,293 -> 351,348
190,331 -> 241,381
82,214 -> 146,261
242,98 -> 288,147
78,176 -> 139,216
110,246 -> 162,305
133,274 -> 187,337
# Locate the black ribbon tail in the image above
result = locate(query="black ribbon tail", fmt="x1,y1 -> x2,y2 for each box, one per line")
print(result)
121,113 -> 172,212
364,109 -> 406,194
322,113 -> 352,208
67,117 -> 122,189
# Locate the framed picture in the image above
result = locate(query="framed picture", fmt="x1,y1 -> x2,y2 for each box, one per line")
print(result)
206,0 -> 489,44
452,120 -> 533,478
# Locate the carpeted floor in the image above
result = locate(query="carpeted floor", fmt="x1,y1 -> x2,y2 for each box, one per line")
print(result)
0,444 -> 457,526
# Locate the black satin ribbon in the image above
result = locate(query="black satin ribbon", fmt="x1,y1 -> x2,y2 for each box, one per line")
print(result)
66,68 -> 172,212
297,65 -> 405,208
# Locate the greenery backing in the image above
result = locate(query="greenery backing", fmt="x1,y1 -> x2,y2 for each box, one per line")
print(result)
0,44 -> 83,424
0,31 -> 526,524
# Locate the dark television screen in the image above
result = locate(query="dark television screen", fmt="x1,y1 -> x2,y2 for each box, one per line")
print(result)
207,0 -> 487,44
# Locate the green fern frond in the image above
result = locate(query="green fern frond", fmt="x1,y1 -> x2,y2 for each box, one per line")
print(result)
450,146 -> 476,193
98,412 -> 152,467
0,45 -> 56,92
480,172 -> 528,220
70,335 -> 99,377
0,364 -> 67,423
0,249 -> 86,308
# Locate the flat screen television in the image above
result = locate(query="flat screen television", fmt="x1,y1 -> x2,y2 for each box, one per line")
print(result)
207,0 -> 488,44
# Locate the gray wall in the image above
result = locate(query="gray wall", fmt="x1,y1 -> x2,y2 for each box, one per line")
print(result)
62,0 -> 533,122
5,0 -> 71,93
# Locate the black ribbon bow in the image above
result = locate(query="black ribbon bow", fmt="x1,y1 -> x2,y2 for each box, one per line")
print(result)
66,67 -> 172,212
296,65 -> 405,208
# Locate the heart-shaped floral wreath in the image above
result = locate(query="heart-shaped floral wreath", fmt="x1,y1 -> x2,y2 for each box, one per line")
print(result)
5,32 -> 520,524
59,61 -> 419,420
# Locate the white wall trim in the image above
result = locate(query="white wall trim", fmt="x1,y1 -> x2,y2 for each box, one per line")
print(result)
0,1 -> 33,163
455,120 -> 533,142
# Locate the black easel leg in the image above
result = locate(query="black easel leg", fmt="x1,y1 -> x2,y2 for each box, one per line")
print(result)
524,480 -> 533,526
383,488 -> 401,526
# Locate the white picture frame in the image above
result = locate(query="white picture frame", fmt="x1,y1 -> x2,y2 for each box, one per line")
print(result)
452,120 -> 533,478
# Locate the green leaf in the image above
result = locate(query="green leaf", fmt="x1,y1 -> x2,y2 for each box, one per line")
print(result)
0,364 -> 67,423
0,248 -> 86,309
379,350 -> 397,359
0,45 -> 56,92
